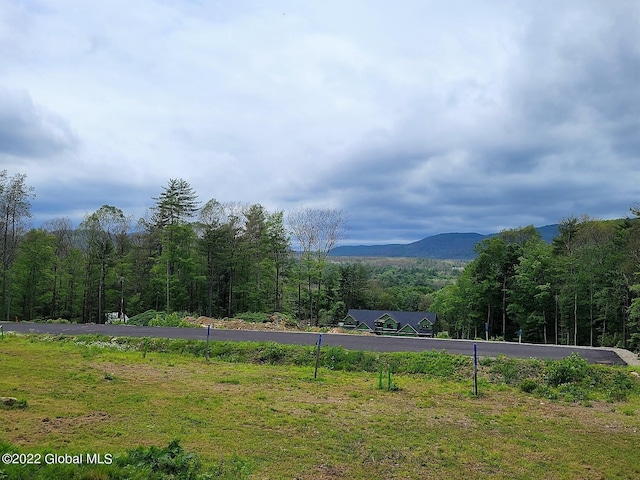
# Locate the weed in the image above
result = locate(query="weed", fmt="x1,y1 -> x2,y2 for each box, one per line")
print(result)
123,439 -> 201,478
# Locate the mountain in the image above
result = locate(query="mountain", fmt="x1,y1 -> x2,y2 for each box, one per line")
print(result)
330,224 -> 559,260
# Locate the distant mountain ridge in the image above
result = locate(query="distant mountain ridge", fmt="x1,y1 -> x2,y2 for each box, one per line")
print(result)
330,224 -> 559,260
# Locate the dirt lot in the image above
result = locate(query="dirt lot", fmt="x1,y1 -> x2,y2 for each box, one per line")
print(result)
181,315 -> 350,334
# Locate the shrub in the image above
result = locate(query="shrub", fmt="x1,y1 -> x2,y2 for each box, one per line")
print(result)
128,310 -> 161,326
545,353 -> 589,387
45,318 -> 71,324
149,312 -> 182,327
519,379 -> 538,393
604,371 -> 636,402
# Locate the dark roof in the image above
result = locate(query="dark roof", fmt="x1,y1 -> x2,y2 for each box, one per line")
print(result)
345,309 -> 436,332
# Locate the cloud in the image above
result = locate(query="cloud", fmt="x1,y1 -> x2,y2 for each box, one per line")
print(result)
0,89 -> 78,158
1,1 -> 639,243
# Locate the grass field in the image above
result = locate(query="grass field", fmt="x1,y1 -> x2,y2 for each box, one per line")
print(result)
1,333 -> 639,479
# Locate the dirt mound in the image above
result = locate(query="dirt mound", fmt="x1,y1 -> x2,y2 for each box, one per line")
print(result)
182,316 -> 300,331
180,316 -> 357,335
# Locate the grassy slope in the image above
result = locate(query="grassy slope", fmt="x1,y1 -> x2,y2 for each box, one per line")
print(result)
1,334 -> 639,479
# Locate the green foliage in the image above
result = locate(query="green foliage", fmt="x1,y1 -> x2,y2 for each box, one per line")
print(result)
558,383 -> 591,403
208,454 -> 255,479
234,312 -> 271,323
0,398 -> 27,410
0,439 -> 251,480
45,318 -> 71,324
128,311 -> 196,328
519,378 -> 539,393
481,355 -> 545,386
487,356 -> 525,385
30,332 -> 640,403
5,334 -> 640,479
257,342 -> 287,364
399,350 -> 471,378
123,439 -> 202,479
128,310 -> 163,326
545,353 -> 590,387
148,312 -> 195,328
532,384 -> 559,400
433,219 -> 640,347
5,173 -> 640,349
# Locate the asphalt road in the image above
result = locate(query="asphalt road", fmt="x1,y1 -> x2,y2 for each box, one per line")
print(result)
0,321 -> 628,365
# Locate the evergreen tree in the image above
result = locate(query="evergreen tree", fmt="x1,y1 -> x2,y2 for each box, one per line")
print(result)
150,179 -> 200,312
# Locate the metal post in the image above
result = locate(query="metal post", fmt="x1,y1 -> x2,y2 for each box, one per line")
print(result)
473,343 -> 478,396
314,334 -> 322,379
206,325 -> 211,361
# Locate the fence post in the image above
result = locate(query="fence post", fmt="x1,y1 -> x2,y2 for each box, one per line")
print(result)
314,334 -> 322,379
473,343 -> 478,396
206,325 -> 211,362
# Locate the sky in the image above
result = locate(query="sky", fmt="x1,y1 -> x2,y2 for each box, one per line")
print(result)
1,0 -> 639,245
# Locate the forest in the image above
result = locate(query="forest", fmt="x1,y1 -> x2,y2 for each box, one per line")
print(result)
433,218 -> 640,351
0,173 -> 450,329
1,170 -> 639,351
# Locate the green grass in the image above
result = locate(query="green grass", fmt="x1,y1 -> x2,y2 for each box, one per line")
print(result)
0,333 -> 639,479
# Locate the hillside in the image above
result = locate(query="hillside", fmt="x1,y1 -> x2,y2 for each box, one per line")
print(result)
330,224 -> 559,260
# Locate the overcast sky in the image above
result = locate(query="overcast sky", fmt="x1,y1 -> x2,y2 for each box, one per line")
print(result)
1,1 -> 639,245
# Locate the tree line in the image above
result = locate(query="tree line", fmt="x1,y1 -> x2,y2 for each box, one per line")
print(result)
3,171 -> 640,350
432,216 -> 640,350
0,174 -> 446,327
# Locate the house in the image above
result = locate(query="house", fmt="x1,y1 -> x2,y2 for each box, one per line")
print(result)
340,309 -> 436,337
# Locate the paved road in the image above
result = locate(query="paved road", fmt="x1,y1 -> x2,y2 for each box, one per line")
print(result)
1,322 -> 628,365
